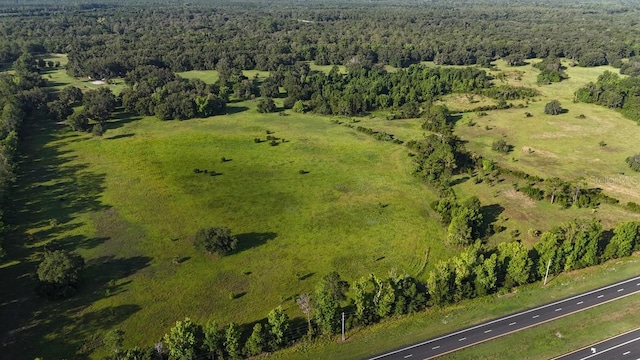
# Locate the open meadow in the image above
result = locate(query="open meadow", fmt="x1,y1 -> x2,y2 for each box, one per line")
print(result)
2,57 -> 640,359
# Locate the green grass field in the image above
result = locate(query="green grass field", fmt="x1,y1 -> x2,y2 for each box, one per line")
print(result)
3,81 -> 453,358
2,57 -> 640,359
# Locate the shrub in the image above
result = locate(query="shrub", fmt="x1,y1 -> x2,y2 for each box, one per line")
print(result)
194,227 -> 238,255
626,154 -> 640,172
292,100 -> 305,113
491,139 -> 511,154
544,100 -> 562,115
91,123 -> 104,137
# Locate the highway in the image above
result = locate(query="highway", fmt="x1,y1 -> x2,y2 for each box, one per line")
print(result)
367,275 -> 640,360
553,328 -> 640,360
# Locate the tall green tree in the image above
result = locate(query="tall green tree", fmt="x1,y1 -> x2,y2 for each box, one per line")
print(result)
497,241 -> 532,287
224,322 -> 241,360
604,221 -> 640,260
243,323 -> 265,357
313,271 -> 349,334
163,318 -> 198,360
37,249 -> 85,298
426,261 -> 454,306
83,87 -> 117,123
202,319 -> 224,360
267,306 -> 289,349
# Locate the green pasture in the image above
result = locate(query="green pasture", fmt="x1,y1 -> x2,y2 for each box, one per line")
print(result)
455,60 -> 640,204
3,57 -> 640,359
3,92 -> 452,358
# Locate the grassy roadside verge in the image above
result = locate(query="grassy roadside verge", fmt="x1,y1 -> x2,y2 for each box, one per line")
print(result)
268,254 -> 640,359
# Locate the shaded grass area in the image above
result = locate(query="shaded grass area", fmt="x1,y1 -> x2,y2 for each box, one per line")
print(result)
269,254 -> 640,360
0,114 -> 150,359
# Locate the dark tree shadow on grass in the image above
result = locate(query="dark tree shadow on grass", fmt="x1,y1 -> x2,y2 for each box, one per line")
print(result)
225,106 -> 249,115
234,232 -> 277,252
0,255 -> 151,359
107,133 -> 135,140
450,176 -> 470,186
104,108 -> 142,131
480,203 -> 505,237
0,110 -> 141,359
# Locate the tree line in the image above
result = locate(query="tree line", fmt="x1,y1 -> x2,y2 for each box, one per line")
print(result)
0,53 -> 50,258
2,0 -> 640,78
575,70 -> 640,125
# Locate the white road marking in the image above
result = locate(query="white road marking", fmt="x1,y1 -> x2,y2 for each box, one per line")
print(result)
636,282 -> 640,286
432,346 -> 440,350
533,315 -> 540,318
623,351 -> 630,355
619,288 -> 625,292
577,336 -> 640,360
598,295 -> 604,298
577,301 -> 584,305
555,308 -> 562,312
404,355 -> 413,358
484,329 -> 492,333
509,322 -> 516,326
368,276 -> 640,360
459,337 -> 466,341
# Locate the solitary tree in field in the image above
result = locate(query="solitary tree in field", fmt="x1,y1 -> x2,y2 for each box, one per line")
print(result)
194,227 -> 238,255
544,100 -> 563,115
37,249 -> 85,298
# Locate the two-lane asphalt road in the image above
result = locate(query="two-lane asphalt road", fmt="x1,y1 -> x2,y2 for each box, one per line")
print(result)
368,275 -> 640,360
553,328 -> 640,360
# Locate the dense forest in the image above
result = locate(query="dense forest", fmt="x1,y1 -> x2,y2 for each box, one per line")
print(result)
1,0 -> 640,77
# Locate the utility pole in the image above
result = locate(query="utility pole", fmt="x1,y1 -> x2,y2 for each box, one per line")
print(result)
341,312 -> 345,342
544,258 -> 551,286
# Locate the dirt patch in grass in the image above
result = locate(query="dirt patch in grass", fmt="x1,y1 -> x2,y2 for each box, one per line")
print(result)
502,189 -> 536,208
